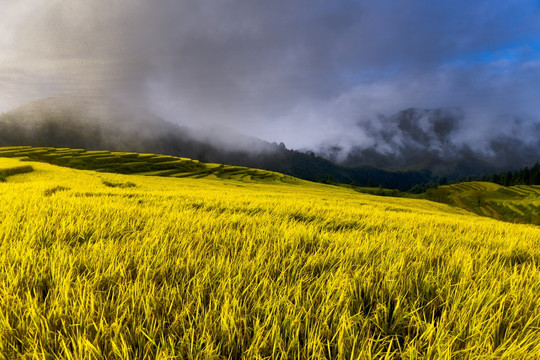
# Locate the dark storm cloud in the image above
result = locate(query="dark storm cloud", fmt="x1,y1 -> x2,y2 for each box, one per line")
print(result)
1,0 -> 540,158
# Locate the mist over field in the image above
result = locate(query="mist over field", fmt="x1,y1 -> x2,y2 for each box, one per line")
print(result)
1,0 -> 540,174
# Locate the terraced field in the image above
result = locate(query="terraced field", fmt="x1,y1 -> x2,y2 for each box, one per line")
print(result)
7,147 -> 540,226
0,146 -> 298,184
426,181 -> 540,225
0,158 -> 34,182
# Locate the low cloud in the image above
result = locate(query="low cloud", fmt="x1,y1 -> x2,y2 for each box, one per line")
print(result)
1,0 -> 540,170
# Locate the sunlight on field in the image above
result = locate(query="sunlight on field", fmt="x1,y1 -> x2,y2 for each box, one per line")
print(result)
0,159 -> 539,358
428,181 -> 540,225
0,146 -> 298,184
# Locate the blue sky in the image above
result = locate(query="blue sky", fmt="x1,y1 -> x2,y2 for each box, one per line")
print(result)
1,0 -> 539,153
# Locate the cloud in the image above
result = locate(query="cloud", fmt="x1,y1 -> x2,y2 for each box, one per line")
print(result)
1,0 -> 540,162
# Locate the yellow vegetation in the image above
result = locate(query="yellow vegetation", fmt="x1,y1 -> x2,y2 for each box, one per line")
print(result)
0,158 -> 539,358
427,181 -> 540,225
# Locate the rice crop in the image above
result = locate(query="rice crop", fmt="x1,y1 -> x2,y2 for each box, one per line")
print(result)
0,158 -> 539,359
0,146 -> 291,183
426,181 -> 540,225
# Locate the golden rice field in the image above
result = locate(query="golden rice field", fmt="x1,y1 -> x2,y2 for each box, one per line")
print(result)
426,181 -> 540,225
1,157 -> 540,359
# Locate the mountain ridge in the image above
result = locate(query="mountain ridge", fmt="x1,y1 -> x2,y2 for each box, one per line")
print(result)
326,107 -> 540,177
0,93 -> 439,190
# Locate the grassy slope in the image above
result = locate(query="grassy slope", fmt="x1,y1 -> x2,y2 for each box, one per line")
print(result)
0,146 -> 298,184
425,181 -> 540,225
0,158 -> 539,358
0,158 -> 34,181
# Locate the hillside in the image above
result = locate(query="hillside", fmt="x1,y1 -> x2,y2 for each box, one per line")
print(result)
425,181 -> 540,225
0,94 -> 433,190
4,146 -> 540,227
0,146 -> 296,184
0,155 -> 539,358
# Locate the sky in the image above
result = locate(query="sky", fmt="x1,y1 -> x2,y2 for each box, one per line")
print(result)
1,0 -> 540,155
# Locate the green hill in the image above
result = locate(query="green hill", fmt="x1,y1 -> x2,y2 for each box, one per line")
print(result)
424,181 -> 540,225
0,146 -> 298,184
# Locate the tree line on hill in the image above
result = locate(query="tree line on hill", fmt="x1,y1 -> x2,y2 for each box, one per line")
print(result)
407,162 -> 540,194
476,163 -> 540,186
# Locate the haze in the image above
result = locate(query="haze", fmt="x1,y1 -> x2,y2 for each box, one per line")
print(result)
1,0 -> 540,158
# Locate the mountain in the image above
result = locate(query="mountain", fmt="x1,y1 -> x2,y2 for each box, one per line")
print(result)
0,93 -> 432,190
322,107 -> 540,178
